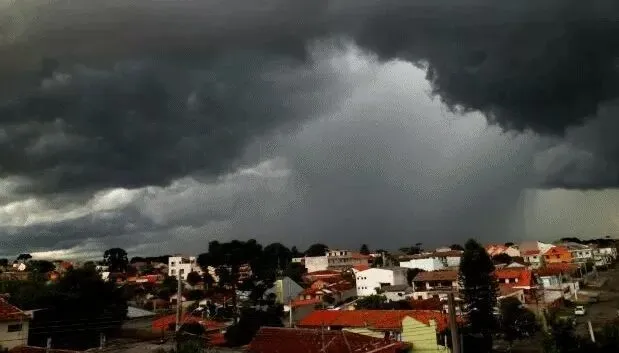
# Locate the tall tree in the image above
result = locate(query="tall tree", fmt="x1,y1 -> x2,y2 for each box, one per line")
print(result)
0,258 -> 8,267
450,244 -> 465,251
459,239 -> 498,353
406,268 -> 424,286
290,246 -> 303,258
17,253 -> 32,261
305,243 -> 328,257
186,271 -> 202,286
360,244 -> 371,255
197,239 -> 263,323
103,248 -> 129,272
499,297 -> 538,348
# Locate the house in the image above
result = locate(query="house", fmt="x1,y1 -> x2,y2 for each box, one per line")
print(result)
535,264 -> 580,302
543,246 -> 572,264
298,310 -> 453,352
298,280 -> 356,304
588,244 -> 617,267
303,250 -> 370,273
303,270 -> 343,283
382,285 -> 415,302
264,277 -> 304,304
356,267 -> 408,297
285,299 -> 321,327
399,255 -> 445,272
248,327 -> 410,353
168,256 -> 203,280
495,268 -> 536,304
522,249 -> 543,268
411,270 -> 459,301
560,242 -> 593,264
486,244 -> 521,258
0,298 -> 30,349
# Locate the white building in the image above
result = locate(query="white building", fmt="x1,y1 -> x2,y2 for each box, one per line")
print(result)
561,242 -> 594,264
355,267 -> 408,297
168,256 -> 203,280
590,244 -> 617,267
411,270 -> 459,301
382,285 -> 415,302
399,257 -> 445,272
0,299 -> 30,349
304,249 -> 370,273
399,250 -> 462,271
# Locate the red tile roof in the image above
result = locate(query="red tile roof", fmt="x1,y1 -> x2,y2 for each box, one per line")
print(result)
152,314 -> 228,332
351,253 -> 371,260
412,270 -> 458,282
248,327 -> 408,353
291,298 -> 322,308
535,263 -> 579,277
298,310 -> 452,332
353,264 -> 370,272
522,249 -> 540,256
306,270 -> 342,276
409,298 -> 444,311
0,299 -> 29,322
495,268 -> 534,287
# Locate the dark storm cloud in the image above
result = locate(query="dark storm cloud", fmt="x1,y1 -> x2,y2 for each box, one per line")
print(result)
3,0 -> 619,192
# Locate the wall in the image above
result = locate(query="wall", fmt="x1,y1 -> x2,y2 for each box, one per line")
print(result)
357,269 -> 394,296
268,277 -> 304,304
168,256 -> 202,280
400,258 -> 444,272
0,320 -> 29,350
446,256 -> 461,267
304,256 -> 329,273
385,291 -> 414,302
342,327 -> 385,339
401,317 -> 444,353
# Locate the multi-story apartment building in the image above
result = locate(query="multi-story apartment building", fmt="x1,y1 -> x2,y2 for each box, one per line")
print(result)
560,242 -> 593,264
168,256 -> 203,280
303,249 -> 369,273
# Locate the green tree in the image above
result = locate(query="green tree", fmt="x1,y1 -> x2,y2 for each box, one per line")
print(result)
224,305 -> 284,346
459,239 -> 498,353
283,262 -> 306,284
82,261 -> 96,271
17,253 -> 32,261
305,243 -> 328,257
29,260 -> 56,274
499,297 -> 538,348
406,268 -> 424,285
186,271 -> 202,286
450,244 -> 465,251
355,295 -> 387,309
0,258 -> 8,267
203,272 -> 215,290
290,246 -> 303,258
492,253 -> 512,265
360,244 -> 370,255
161,275 -> 180,298
197,239 -> 263,323
12,268 -> 127,350
103,248 -> 129,272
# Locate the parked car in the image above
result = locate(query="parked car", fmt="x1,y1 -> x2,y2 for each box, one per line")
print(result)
574,305 -> 586,316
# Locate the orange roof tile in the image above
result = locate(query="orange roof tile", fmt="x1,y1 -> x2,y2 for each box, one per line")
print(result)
298,310 -> 452,332
412,270 -> 458,282
0,299 -> 29,322
291,298 -> 322,308
249,327 -> 408,353
353,264 -> 370,271
495,268 -> 534,287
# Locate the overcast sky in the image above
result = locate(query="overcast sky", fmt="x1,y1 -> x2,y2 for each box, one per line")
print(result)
1,1 -> 619,259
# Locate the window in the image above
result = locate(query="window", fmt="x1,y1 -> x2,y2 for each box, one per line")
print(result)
556,255 -> 560,259
171,269 -> 175,275
171,262 -> 176,267
8,324 -> 22,332
179,269 -> 185,275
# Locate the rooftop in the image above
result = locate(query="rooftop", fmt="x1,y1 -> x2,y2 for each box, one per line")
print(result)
413,270 -> 458,282
298,310 -> 452,332
0,299 -> 29,322
248,327 -> 408,353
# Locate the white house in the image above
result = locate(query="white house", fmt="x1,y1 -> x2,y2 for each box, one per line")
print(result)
411,270 -> 459,301
304,249 -> 370,273
168,256 -> 203,280
590,244 -> 617,267
355,267 -> 408,297
399,250 -> 462,272
382,285 -> 415,302
0,299 -> 30,349
561,242 -> 594,264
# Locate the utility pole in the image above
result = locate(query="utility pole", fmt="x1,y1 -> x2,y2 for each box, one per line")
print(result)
587,320 -> 596,343
175,273 -> 183,332
447,292 -> 461,353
